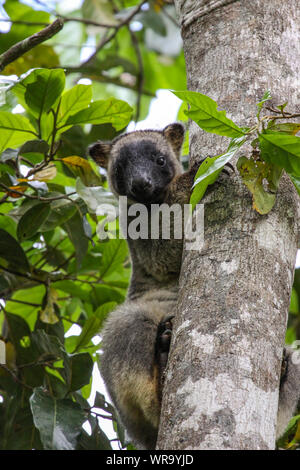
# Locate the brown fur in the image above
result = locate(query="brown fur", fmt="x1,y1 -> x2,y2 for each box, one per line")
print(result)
89,124 -> 300,449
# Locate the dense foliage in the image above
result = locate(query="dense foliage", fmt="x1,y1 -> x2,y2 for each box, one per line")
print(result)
0,0 -> 299,450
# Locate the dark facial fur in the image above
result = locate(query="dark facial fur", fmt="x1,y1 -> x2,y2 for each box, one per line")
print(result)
112,139 -> 176,203
88,124 -> 184,204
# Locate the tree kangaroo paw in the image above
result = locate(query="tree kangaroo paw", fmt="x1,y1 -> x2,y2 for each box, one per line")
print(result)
156,315 -> 174,373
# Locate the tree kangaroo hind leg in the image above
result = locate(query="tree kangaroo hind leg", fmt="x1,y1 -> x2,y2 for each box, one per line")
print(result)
277,346 -> 300,440
100,297 -> 174,449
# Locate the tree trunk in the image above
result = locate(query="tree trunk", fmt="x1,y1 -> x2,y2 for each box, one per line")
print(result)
157,0 -> 300,450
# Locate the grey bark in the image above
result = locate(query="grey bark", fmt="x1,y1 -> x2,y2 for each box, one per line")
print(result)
157,0 -> 300,450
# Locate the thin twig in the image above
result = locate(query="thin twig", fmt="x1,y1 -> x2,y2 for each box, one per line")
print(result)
0,364 -> 34,390
162,6 -> 180,27
26,161 -> 53,178
62,67 -> 154,97
52,253 -> 75,272
0,280 -> 42,300
75,278 -> 101,286
0,262 -> 73,286
48,105 -> 60,161
3,12 -> 122,29
20,156 -> 35,168
265,106 -> 288,115
59,15 -> 117,28
60,315 -> 81,326
46,42 -> 96,49
0,18 -> 64,72
2,298 -> 41,308
0,182 -> 76,202
82,0 -> 148,67
261,113 -> 300,122
17,358 -> 59,369
0,263 -> 45,285
88,410 -> 114,420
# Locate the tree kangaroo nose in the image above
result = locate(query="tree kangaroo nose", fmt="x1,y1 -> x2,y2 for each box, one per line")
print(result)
131,176 -> 152,194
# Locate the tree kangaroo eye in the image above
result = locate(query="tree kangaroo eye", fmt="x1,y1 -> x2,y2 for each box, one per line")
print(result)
156,156 -> 165,166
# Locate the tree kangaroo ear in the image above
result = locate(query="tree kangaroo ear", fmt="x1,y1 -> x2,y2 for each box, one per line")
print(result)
162,123 -> 185,158
88,141 -> 112,169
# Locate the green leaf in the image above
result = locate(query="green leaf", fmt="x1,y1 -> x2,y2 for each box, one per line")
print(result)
289,174 -> 300,196
173,91 -> 246,138
40,199 -> 77,232
98,239 -> 128,280
31,329 -> 64,361
30,387 -> 85,450
62,98 -> 133,131
256,90 -> 271,115
285,414 -> 300,434
177,101 -> 189,123
94,301 -> 117,319
190,156 -> 222,211
91,285 -> 125,308
72,316 -> 102,353
1,1 -> 50,52
62,156 -> 102,187
72,303 -> 116,353
13,69 -> 65,118
44,371 -> 68,399
267,122 -> 300,136
5,285 -> 44,328
53,280 -> 90,303
17,203 -> 50,241
56,125 -> 89,159
93,391 -> 115,415
76,178 -> 117,214
290,288 -> 299,314
4,311 -> 31,351
4,313 -> 44,386
259,133 -> 300,176
0,214 -> 16,236
0,112 -> 37,152
39,288 -> 59,325
137,10 -> 167,36
19,139 -> 49,155
237,156 -> 281,214
94,301 -> 117,329
190,136 -> 247,210
0,393 -> 43,450
276,102 -> 288,114
0,228 -> 30,271
63,211 -> 88,269
68,353 -> 94,391
76,426 -> 112,450
276,413 -> 300,448
0,274 -> 9,295
57,84 -> 92,126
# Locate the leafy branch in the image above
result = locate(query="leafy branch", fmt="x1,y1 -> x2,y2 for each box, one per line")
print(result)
81,0 -> 148,68
174,90 -> 300,214
0,18 -> 64,72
